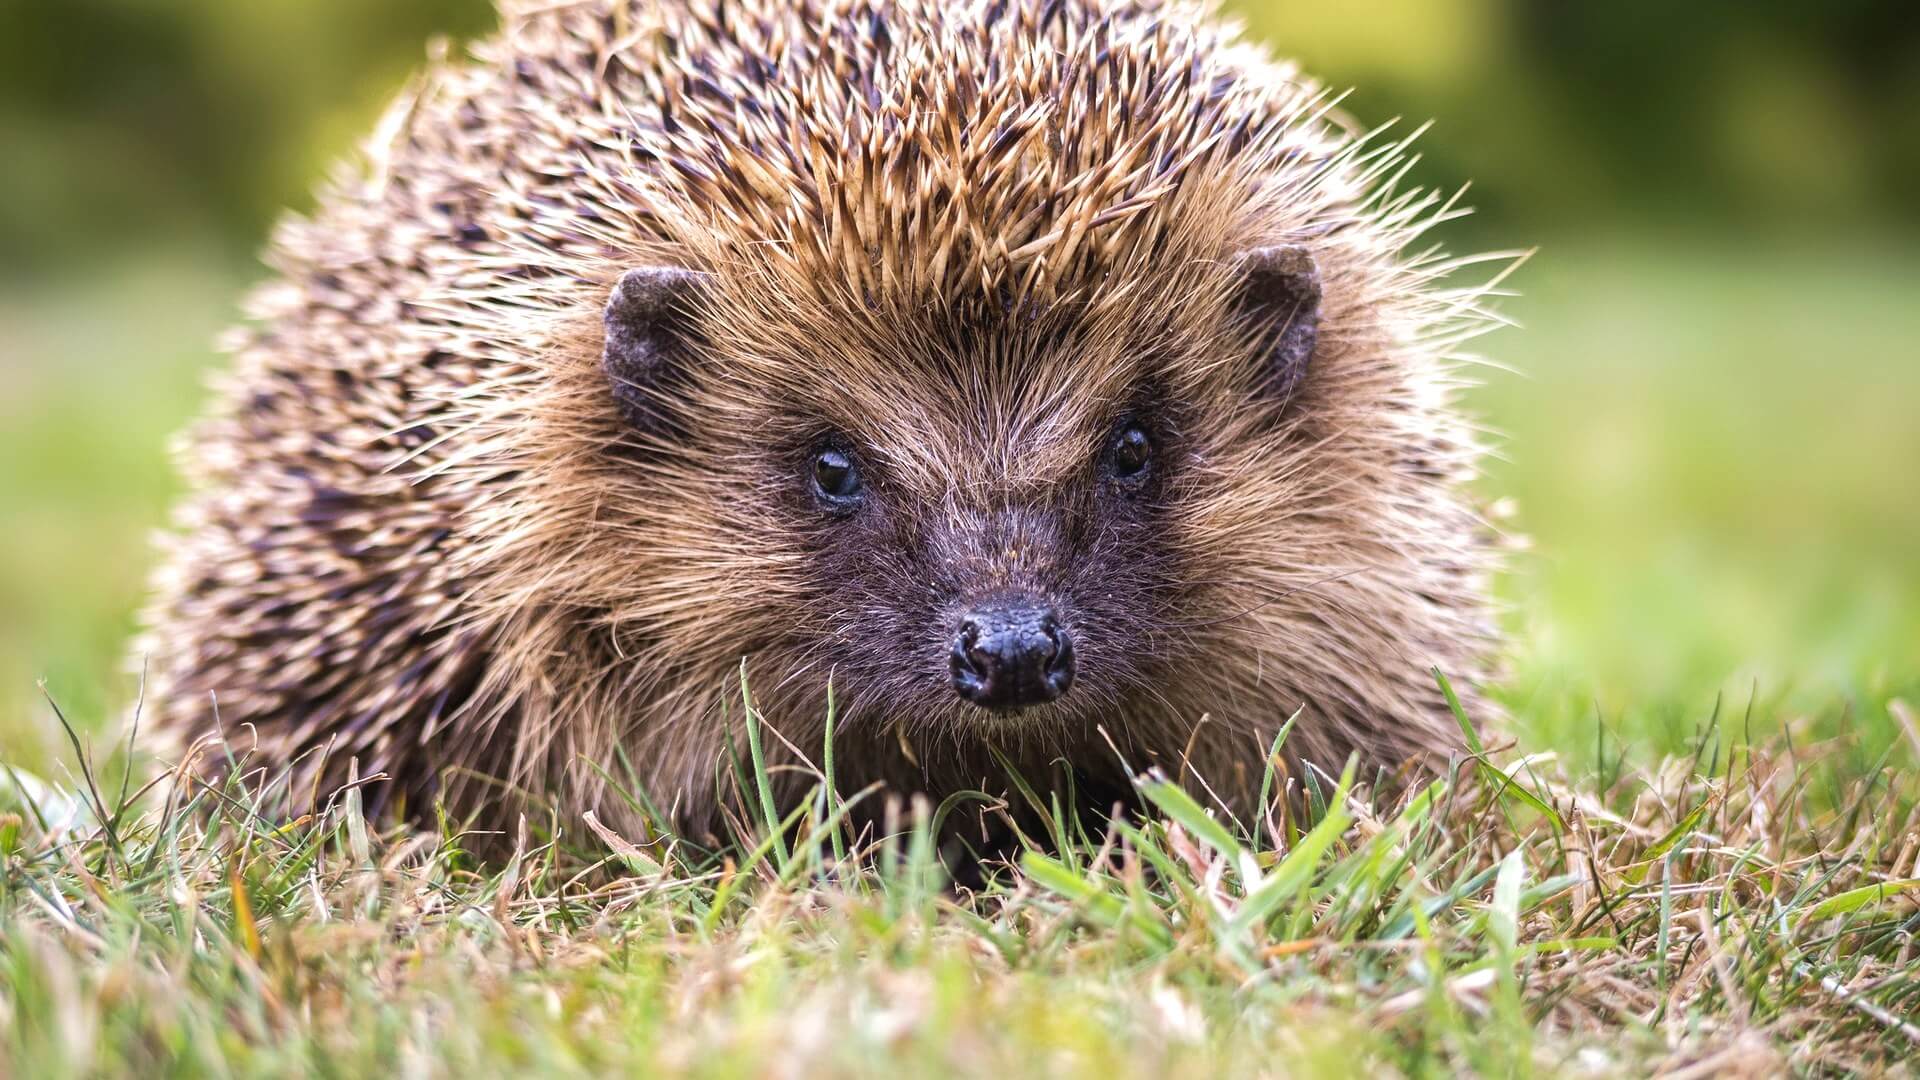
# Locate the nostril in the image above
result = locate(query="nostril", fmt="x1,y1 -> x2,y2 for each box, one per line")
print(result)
956,620 -> 982,663
950,622 -> 984,680
1032,616 -> 1061,664
960,621 -> 992,672
1043,621 -> 1075,693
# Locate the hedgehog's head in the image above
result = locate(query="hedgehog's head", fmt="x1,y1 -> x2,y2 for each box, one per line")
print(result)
498,0 -> 1494,792
589,235 -> 1355,756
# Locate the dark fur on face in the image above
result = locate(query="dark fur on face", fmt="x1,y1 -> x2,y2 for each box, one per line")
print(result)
136,0 -> 1507,843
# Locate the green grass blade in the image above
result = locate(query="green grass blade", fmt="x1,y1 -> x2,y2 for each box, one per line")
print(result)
1135,777 -> 1245,868
738,663 -> 789,868
1229,761 -> 1356,936
1797,877 -> 1920,930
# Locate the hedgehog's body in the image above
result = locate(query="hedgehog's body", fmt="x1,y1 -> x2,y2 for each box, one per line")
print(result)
139,0 -> 1503,841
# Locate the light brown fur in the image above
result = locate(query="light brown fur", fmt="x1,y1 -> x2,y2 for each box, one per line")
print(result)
137,0 -> 1509,841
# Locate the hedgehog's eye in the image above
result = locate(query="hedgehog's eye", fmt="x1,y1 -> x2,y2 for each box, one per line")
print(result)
811,445 -> 863,504
1106,424 -> 1153,480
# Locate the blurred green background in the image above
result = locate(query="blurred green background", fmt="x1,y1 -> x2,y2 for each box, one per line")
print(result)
2,0 -> 1915,765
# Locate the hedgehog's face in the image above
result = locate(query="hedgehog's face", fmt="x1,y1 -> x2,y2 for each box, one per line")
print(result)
598,246 -> 1322,733
781,405 -> 1172,720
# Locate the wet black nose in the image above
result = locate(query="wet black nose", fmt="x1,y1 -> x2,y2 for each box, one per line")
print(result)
950,598 -> 1075,710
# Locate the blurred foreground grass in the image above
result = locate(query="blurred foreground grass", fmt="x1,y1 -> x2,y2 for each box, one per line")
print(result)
5,667 -> 1918,1074
3,235 -> 1914,763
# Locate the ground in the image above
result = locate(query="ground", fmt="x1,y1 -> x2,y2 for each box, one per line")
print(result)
2,237 -> 1917,1075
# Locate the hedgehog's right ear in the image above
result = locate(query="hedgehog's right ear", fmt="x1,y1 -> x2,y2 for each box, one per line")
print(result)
602,266 -> 708,436
1232,245 -> 1323,403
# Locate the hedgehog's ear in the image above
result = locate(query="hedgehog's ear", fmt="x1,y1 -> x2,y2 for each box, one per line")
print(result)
1233,245 -> 1322,402
602,266 -> 708,436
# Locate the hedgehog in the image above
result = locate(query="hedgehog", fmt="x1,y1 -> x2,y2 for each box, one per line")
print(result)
136,0 -> 1509,845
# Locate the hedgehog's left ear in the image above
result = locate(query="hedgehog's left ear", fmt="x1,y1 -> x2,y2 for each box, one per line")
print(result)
602,266 -> 708,436
1233,245 -> 1322,402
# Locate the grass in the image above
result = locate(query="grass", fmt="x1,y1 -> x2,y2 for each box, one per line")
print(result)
4,677 -> 1919,1075
3,236 -> 1918,1073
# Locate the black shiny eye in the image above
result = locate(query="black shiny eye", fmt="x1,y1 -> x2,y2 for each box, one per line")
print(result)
811,446 -> 862,502
1108,424 -> 1153,479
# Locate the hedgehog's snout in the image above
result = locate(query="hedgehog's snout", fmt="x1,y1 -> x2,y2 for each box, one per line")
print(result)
949,596 -> 1075,711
